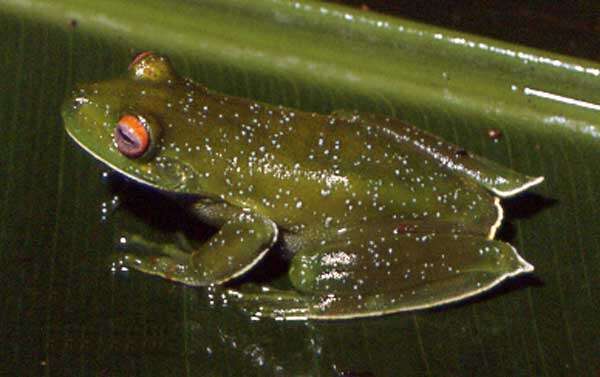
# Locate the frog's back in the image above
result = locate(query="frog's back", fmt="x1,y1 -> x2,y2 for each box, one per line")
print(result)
165,88 -> 496,232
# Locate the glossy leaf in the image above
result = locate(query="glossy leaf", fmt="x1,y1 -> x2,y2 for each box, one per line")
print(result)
0,1 -> 598,376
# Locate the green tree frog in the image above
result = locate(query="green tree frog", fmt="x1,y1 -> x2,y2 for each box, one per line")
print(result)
62,52 -> 543,320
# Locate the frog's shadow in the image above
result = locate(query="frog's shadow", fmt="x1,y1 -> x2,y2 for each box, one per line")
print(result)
495,192 -> 557,241
106,174 -> 215,240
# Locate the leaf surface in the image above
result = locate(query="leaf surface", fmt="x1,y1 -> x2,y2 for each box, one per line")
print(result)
0,1 -> 598,376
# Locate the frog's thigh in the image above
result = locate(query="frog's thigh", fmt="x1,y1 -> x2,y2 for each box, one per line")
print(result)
122,205 -> 277,286
235,234 -> 533,320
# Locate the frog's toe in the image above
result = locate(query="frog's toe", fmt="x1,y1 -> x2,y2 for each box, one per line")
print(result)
227,285 -> 311,321
121,254 -> 207,286
121,233 -> 191,261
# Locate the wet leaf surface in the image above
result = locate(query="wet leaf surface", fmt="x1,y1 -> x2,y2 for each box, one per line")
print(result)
0,1 -> 598,376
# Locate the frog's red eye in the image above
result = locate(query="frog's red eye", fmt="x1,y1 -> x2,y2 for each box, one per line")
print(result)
115,114 -> 149,158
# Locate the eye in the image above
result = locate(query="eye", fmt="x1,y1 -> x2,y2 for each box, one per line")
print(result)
114,114 -> 150,158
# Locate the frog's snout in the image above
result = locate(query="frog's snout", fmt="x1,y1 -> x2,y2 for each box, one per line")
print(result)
62,88 -> 90,124
61,85 -> 114,145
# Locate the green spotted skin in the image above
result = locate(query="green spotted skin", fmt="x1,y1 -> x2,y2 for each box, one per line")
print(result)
62,53 -> 543,320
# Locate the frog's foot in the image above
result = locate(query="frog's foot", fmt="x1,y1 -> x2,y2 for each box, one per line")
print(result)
119,234 -> 208,285
229,233 -> 533,320
118,209 -> 278,286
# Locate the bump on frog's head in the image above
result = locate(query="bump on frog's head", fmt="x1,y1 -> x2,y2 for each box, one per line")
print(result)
128,51 -> 178,83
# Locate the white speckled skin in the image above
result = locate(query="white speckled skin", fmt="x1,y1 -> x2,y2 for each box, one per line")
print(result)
62,54 -> 543,319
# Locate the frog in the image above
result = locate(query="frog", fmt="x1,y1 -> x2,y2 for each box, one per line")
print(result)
62,52 -> 544,320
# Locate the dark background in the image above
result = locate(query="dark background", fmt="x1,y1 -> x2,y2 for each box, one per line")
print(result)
331,0 -> 600,61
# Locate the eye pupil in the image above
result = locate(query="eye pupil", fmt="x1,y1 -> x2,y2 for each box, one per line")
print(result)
115,115 -> 150,158
117,125 -> 136,146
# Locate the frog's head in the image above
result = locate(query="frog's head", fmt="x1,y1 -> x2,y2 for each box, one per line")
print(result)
62,52 -> 207,195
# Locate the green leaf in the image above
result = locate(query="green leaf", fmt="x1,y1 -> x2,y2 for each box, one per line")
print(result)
0,1 -> 598,376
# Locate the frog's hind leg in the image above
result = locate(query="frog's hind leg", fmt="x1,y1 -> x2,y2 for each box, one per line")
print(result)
376,114 -> 544,197
229,232 -> 533,320
120,204 -> 278,286
336,111 -> 544,197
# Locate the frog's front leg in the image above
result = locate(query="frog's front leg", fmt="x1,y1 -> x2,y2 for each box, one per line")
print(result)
229,229 -> 533,320
121,202 -> 278,286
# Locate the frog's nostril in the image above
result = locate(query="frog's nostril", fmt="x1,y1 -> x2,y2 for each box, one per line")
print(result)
73,96 -> 90,107
68,96 -> 90,113
61,95 -> 89,124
